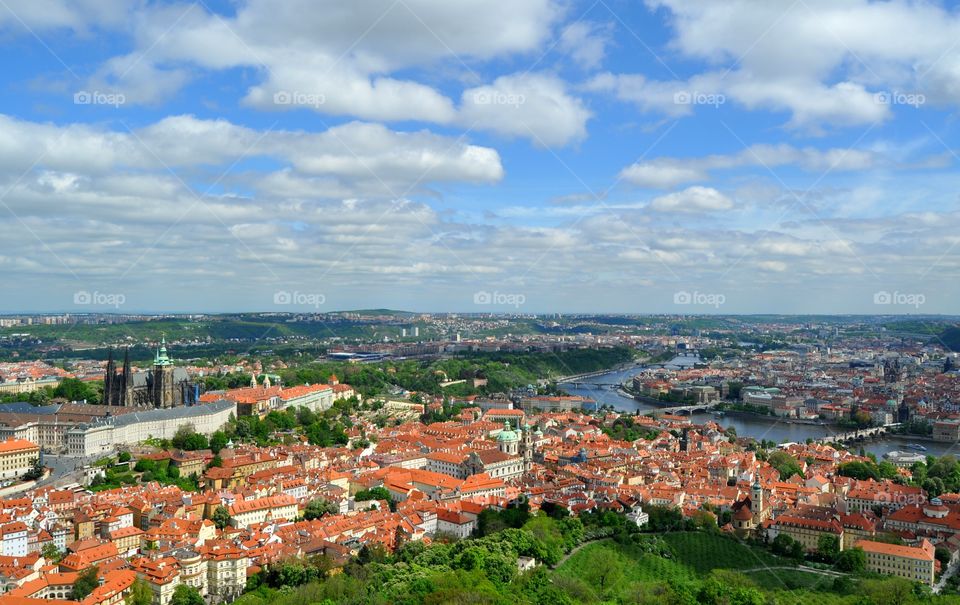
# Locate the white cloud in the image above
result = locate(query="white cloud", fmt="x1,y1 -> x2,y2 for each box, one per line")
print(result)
50,0 -> 592,146
558,21 -> 611,70
0,114 -> 503,197
619,163 -> 708,189
586,0 -> 960,129
0,0 -> 130,31
649,186 -> 733,213
620,144 -> 880,188
460,73 -> 592,147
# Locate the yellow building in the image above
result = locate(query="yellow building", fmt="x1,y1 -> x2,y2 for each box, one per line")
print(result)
0,438 -> 39,480
769,515 -> 844,552
228,494 -> 298,528
856,539 -> 936,586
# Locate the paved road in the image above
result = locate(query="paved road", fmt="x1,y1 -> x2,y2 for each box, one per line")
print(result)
741,565 -> 844,577
933,555 -> 960,594
553,537 -> 610,568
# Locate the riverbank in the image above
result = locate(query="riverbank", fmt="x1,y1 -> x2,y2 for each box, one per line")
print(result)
559,361 -> 960,459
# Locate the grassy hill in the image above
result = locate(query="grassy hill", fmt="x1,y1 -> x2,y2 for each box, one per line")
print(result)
553,533 -> 911,605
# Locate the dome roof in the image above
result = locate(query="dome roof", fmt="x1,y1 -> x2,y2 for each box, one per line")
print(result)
496,420 -> 518,442
734,505 -> 753,521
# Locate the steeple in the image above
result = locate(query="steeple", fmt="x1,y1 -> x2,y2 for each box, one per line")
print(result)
104,349 -> 115,405
120,348 -> 131,406
155,336 -> 172,366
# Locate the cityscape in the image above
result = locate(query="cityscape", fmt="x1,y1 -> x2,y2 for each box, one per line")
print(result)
2,2 -> 960,605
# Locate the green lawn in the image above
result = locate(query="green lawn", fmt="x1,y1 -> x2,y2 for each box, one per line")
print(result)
661,532 -> 786,574
553,533 -> 862,605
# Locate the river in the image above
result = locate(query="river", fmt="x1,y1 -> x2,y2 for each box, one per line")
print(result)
559,355 -> 958,459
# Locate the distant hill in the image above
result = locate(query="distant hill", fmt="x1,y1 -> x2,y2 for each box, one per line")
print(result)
940,325 -> 960,352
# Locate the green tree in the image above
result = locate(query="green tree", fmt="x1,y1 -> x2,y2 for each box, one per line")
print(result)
771,533 -> 801,558
861,577 -> 914,605
23,457 -> 44,480
171,425 -> 208,451
71,565 -> 100,601
304,498 -> 338,520
125,579 -> 153,605
817,534 -> 841,562
935,546 -> 951,569
41,542 -> 62,563
118,451 -> 132,463
210,430 -> 228,454
354,486 -> 391,502
835,547 -> 866,573
54,377 -> 98,403
170,585 -> 204,605
583,547 -> 623,596
767,451 -> 803,480
212,505 -> 231,530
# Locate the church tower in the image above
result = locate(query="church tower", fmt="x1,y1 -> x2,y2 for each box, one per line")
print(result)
122,348 -> 132,406
104,350 -> 115,405
152,337 -> 176,408
751,479 -> 767,525
521,421 -> 533,472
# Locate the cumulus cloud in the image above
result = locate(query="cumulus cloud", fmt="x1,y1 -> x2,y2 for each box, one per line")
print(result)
23,0 -> 592,146
590,0 -> 960,129
649,186 -> 734,213
620,144 -> 880,188
558,21 -> 612,70
0,114 -> 503,196
460,73 -> 591,147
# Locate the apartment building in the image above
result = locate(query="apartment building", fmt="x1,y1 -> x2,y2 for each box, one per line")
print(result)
0,438 -> 39,480
856,539 -> 936,586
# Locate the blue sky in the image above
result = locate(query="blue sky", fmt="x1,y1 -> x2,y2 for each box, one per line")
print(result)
1,0 -> 960,314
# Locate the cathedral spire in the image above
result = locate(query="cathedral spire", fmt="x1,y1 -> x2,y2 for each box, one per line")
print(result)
104,349 -> 115,405
121,347 -> 131,406
155,335 -> 172,366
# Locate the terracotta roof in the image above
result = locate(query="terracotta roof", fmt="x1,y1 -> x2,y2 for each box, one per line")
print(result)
856,538 -> 934,561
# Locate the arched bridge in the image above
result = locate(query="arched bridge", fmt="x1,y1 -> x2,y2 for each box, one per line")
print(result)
815,424 -> 902,445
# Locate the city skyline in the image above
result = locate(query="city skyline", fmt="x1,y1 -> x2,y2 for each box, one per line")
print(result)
2,0 -> 960,313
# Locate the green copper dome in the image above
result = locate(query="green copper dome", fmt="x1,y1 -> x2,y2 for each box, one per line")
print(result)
496,420 -> 518,442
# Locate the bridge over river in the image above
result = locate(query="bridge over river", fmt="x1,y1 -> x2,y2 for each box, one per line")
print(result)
813,424 -> 902,445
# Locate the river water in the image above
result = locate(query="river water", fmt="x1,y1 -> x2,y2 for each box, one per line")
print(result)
559,356 -> 959,459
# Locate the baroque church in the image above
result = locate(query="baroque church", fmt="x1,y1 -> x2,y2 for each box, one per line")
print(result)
463,420 -> 537,481
103,338 -> 199,408
731,479 -> 771,536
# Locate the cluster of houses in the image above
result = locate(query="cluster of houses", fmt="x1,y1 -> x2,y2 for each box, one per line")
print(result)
0,363 -> 957,605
